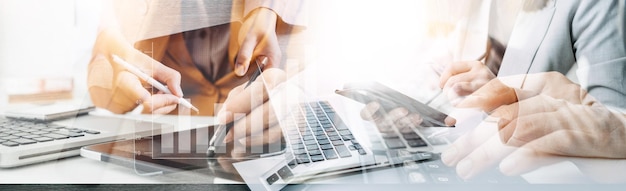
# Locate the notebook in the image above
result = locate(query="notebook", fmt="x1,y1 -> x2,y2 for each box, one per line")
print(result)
231,67 -> 468,191
0,111 -> 167,168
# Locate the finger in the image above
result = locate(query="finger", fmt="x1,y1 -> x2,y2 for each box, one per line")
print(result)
253,33 -> 281,69
109,71 -> 152,113
448,81 -> 487,97
394,114 -> 422,133
234,35 -> 257,76
441,121 -> 499,166
439,61 -> 482,88
498,147 -> 567,176
495,98 -> 568,146
225,101 -> 276,143
360,102 -> 381,121
141,94 -> 180,114
445,116 -> 457,126
452,133 -> 517,180
239,124 -> 283,147
491,94 -> 564,121
218,69 -> 286,123
456,78 -> 518,112
373,108 -> 409,130
386,107 -> 410,123
119,51 -> 184,97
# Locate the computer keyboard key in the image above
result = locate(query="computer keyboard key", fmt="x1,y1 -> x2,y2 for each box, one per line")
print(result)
2,135 -> 19,140
320,144 -> 333,150
308,149 -> 322,156
288,159 -> 298,168
322,149 -> 338,160
2,141 -> 19,147
296,154 -> 311,164
315,135 -> 327,140
357,149 -> 367,155
335,145 -> 352,158
310,154 -> 325,162
12,132 -> 31,137
348,145 -> 357,151
381,133 -> 399,139
306,145 -> 319,151
22,134 -> 41,139
43,133 -> 69,139
304,140 -> 317,145
407,139 -> 428,147
402,133 -> 421,140
277,166 -> 294,180
303,135 -> 315,141
331,140 -> 344,146
32,137 -> 54,142
329,136 -> 342,141
266,173 -> 280,185
318,139 -> 330,145
30,131 -> 49,135
314,131 -> 326,136
341,135 -> 355,141
84,130 -> 100,135
338,130 -> 352,136
12,138 -> 37,145
384,139 -> 406,149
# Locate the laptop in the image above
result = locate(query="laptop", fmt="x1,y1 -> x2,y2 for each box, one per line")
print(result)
0,108 -> 168,168
230,66 -> 476,191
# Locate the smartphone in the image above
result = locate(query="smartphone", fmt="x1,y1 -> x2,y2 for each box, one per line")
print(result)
335,81 -> 452,127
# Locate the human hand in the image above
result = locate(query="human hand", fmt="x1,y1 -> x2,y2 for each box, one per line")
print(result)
439,61 -> 496,104
359,102 -> 456,133
216,68 -> 287,148
232,8 -> 281,76
441,72 -> 626,179
88,28 -> 183,114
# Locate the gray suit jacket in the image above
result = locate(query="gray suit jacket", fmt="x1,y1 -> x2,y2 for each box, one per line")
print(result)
498,0 -> 626,110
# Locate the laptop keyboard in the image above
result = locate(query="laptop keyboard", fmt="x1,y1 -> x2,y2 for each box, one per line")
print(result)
376,120 -> 449,150
0,118 -> 100,147
282,101 -> 366,165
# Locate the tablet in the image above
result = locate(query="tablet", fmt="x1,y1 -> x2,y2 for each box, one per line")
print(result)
80,124 -> 285,177
80,135 -> 210,175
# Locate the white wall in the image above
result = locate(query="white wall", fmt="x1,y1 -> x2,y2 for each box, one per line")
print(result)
0,0 -> 101,104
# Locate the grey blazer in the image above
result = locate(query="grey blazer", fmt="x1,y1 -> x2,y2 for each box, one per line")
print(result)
498,0 -> 626,110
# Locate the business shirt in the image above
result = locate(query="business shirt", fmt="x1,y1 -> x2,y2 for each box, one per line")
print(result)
488,0 -> 626,111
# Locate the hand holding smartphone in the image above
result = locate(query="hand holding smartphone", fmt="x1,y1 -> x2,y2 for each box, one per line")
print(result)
335,81 -> 454,127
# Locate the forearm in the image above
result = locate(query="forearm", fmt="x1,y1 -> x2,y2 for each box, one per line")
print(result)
243,0 -> 307,27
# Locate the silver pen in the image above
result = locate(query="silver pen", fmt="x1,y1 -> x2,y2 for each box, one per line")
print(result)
207,56 -> 268,157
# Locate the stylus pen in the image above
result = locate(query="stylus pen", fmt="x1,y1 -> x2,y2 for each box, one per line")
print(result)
207,122 -> 233,157
207,56 -> 268,157
244,56 -> 268,88
111,55 -> 199,113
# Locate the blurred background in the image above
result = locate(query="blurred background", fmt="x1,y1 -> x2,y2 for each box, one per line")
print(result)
0,0 -> 487,111
0,0 -> 100,107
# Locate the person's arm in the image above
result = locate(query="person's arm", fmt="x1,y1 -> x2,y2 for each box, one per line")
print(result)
572,0 -> 626,110
88,0 -> 183,114
442,72 -> 626,179
231,0 -> 307,76
243,0 -> 307,27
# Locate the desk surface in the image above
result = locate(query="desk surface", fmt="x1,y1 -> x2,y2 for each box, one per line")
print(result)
0,112 -> 603,186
